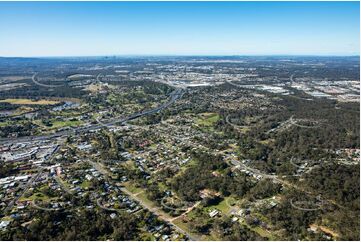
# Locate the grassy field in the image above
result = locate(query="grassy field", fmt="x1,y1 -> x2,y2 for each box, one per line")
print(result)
51,120 -> 83,128
19,192 -> 51,202
149,143 -> 158,150
123,182 -> 144,194
204,197 -> 232,214
0,99 -> 60,105
1,216 -> 13,221
196,113 -> 220,127
136,192 -> 157,208
32,119 -> 83,130
259,138 -> 275,145
80,180 -> 91,189
239,220 -> 277,240
0,121 -> 10,127
252,226 -> 276,240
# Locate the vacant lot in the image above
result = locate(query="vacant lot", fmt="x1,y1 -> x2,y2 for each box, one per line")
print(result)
0,98 -> 59,105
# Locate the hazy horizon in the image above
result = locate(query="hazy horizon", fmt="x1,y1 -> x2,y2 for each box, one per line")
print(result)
0,54 -> 360,58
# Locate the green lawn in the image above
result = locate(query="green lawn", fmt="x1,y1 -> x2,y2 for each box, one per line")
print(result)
196,113 -> 220,127
51,120 -> 83,128
32,119 -> 83,130
23,192 -> 51,202
225,196 -> 240,207
251,225 -> 276,240
205,197 -> 232,214
149,143 -> 158,150
80,180 -> 91,189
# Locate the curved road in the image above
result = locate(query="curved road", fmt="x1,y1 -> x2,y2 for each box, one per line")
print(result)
32,73 -> 66,88
0,88 -> 183,144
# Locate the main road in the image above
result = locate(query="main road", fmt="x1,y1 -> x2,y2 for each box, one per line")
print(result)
120,187 -> 200,241
0,88 -> 184,144
86,157 -> 199,241
3,144 -> 62,214
32,73 -> 66,88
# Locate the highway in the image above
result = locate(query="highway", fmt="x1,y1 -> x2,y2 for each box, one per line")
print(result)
0,88 -> 183,145
32,73 -> 65,88
3,145 -> 62,214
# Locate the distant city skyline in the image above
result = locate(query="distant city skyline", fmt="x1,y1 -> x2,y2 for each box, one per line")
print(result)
0,1 -> 359,57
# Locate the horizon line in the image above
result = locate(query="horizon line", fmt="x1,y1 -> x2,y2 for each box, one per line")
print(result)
0,54 -> 360,58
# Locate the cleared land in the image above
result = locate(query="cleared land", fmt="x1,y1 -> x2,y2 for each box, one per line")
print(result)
0,99 -> 60,105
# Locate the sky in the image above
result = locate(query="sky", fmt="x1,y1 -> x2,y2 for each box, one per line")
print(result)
0,1 -> 359,57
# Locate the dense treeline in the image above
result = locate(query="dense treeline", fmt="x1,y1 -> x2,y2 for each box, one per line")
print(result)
301,163 -> 360,240
213,93 -> 360,173
303,163 -> 360,208
246,179 -> 282,200
269,96 -> 359,149
108,80 -> 174,95
0,122 -> 37,138
0,80 -> 86,99
0,209 -> 166,240
172,151 -> 255,201
0,103 -> 19,112
263,192 -> 321,240
0,161 -> 15,178
263,188 -> 360,241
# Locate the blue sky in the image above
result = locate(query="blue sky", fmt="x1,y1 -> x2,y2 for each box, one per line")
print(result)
0,1 -> 359,56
